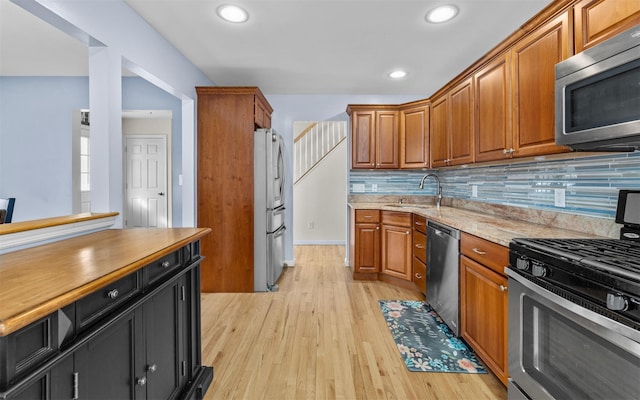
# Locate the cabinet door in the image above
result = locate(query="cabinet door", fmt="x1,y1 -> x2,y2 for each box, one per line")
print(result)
429,95 -> 449,168
381,224 -> 412,281
400,105 -> 429,169
354,223 -> 380,273
144,278 -> 187,400
511,11 -> 571,158
75,309 -> 145,400
574,0 -> 640,53
475,55 -> 512,162
449,78 -> 474,166
460,255 -> 508,385
376,111 -> 399,169
351,111 -> 376,169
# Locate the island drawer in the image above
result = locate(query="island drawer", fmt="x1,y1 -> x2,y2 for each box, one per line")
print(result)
145,247 -> 183,287
76,271 -> 142,331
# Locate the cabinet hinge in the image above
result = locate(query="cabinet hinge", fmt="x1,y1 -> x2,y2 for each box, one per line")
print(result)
73,372 -> 79,400
181,285 -> 186,301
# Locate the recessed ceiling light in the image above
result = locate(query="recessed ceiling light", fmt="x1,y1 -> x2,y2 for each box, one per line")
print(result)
425,5 -> 458,24
217,5 -> 249,23
389,70 -> 407,79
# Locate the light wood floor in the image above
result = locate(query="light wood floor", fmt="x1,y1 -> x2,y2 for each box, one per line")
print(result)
201,245 -> 506,399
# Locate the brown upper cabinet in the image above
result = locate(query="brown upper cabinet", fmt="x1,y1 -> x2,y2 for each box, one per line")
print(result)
574,0 -> 640,53
474,54 -> 512,162
510,10 -> 572,158
347,105 -> 399,169
430,78 -> 475,167
474,11 -> 572,162
399,101 -> 430,169
349,0 -> 640,169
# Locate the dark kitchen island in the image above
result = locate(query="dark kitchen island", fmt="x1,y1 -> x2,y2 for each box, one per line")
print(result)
0,227 -> 213,399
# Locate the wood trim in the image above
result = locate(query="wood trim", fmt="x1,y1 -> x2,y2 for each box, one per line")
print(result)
293,122 -> 318,143
0,212 -> 118,236
195,86 -> 273,114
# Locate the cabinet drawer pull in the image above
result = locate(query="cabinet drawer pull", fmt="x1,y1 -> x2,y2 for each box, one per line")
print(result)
415,273 -> 423,279
148,364 -> 157,373
415,221 -> 423,226
472,248 -> 487,255
107,289 -> 119,300
161,260 -> 171,268
137,376 -> 147,386
415,244 -> 425,249
500,285 -> 508,292
406,231 -> 410,235
364,215 -> 372,219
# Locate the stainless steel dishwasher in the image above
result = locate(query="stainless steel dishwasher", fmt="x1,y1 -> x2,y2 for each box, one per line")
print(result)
426,220 -> 461,336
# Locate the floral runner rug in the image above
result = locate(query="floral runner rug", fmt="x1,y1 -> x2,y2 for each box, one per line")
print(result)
378,300 -> 487,373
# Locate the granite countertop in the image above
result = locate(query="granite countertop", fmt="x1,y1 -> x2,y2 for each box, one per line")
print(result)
349,202 -> 607,247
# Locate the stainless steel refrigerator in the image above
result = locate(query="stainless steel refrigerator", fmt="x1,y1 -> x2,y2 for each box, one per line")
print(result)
254,129 -> 286,291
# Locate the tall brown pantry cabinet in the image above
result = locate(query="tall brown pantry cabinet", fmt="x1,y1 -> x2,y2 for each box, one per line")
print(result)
196,87 -> 273,292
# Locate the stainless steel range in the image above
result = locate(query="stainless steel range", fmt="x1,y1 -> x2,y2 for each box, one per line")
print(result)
506,191 -> 640,400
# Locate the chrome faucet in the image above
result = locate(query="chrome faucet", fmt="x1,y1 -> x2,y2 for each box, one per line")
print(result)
419,173 -> 442,209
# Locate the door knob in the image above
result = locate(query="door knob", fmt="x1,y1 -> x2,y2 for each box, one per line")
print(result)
158,192 -> 165,196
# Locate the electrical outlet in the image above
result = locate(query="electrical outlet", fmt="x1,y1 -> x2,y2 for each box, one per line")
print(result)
371,184 -> 378,192
554,189 -> 566,208
352,183 -> 365,193
307,221 -> 315,230
471,185 -> 478,198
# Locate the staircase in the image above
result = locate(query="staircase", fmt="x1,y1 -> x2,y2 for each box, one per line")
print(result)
293,121 -> 347,184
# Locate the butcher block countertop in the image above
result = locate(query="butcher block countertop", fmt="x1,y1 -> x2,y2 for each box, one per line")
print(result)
0,227 -> 211,336
349,202 -> 607,246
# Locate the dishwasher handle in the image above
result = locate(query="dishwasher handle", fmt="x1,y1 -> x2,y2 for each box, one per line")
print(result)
427,220 -> 460,239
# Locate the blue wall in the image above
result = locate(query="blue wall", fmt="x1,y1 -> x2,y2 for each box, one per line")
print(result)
0,76 -> 182,222
350,151 -> 640,219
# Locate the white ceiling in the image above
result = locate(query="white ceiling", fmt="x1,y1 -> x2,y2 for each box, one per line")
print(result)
1,0 -> 553,95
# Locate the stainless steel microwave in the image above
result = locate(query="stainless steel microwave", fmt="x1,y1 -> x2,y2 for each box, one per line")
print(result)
555,24 -> 640,151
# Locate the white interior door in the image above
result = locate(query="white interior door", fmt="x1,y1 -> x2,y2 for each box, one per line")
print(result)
124,136 -> 168,228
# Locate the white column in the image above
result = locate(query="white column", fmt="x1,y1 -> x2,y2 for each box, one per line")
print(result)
181,98 -> 196,227
89,45 -> 123,228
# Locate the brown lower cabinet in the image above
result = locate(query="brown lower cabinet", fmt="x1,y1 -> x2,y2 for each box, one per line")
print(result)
460,232 -> 509,386
350,209 -> 424,293
412,214 -> 427,294
379,212 -> 414,290
351,209 -> 381,279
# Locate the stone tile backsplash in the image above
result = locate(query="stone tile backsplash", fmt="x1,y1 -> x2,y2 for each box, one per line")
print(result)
349,151 -> 640,220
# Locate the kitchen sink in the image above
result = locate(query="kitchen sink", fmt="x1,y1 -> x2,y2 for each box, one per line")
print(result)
383,203 -> 434,209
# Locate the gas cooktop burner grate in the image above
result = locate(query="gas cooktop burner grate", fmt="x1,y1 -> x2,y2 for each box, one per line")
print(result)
514,238 -> 640,279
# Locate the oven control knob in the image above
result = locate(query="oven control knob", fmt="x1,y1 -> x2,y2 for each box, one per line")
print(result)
531,263 -> 547,277
606,293 -> 629,311
516,257 -> 529,271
